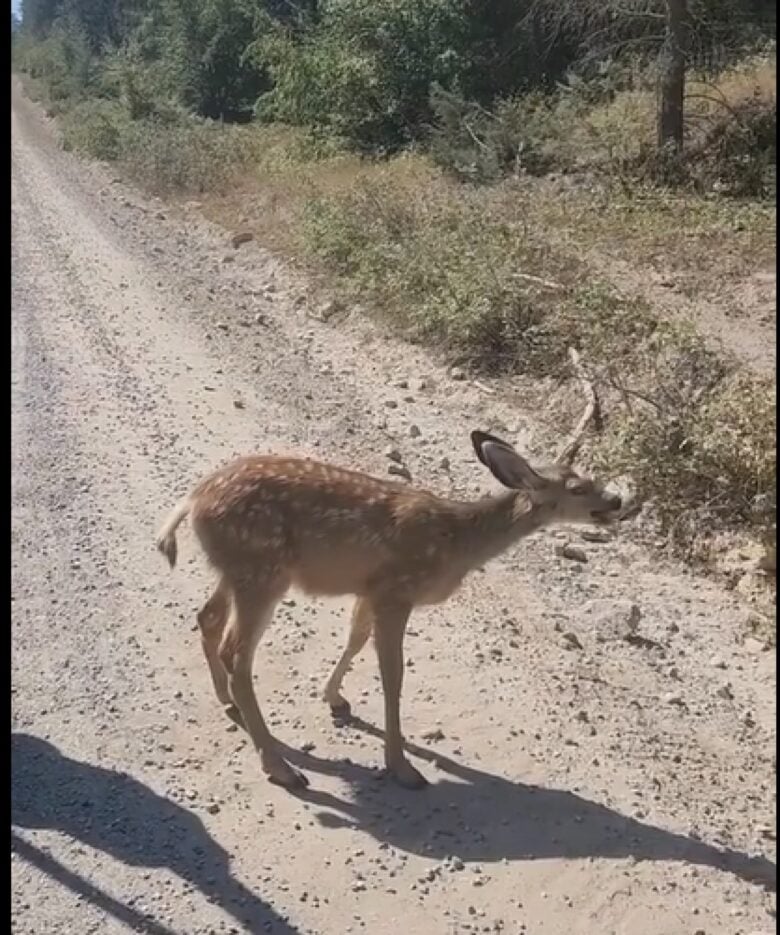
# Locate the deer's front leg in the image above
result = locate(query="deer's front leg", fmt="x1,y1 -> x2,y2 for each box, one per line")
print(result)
372,597 -> 427,789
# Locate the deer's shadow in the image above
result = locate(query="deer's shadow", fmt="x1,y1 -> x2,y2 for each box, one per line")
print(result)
11,732 -> 300,934
280,715 -> 776,893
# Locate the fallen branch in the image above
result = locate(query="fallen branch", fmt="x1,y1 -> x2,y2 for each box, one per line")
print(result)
512,271 -> 566,291
604,369 -> 666,414
557,347 -> 602,465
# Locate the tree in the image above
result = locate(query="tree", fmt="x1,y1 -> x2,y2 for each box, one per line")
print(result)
21,0 -> 64,37
657,0 -> 689,150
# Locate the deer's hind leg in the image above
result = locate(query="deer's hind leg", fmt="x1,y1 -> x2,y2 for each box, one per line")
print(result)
323,597 -> 373,718
218,571 -> 307,789
196,577 -> 233,709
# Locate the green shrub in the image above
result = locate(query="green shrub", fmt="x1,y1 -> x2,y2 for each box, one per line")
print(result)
430,54 -> 777,197
60,99 -> 127,160
300,174 -> 568,367
118,119 -> 258,193
252,0 -> 468,151
17,22 -> 95,103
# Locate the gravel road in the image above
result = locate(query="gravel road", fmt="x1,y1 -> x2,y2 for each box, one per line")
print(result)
11,80 -> 776,935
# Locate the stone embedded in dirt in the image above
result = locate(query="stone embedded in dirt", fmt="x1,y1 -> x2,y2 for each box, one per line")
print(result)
216,321 -> 229,331
438,457 -> 451,471
664,692 -> 685,706
561,631 -> 584,651
556,543 -> 588,563
580,528 -> 612,543
743,637 -> 769,654
231,231 -> 253,249
385,447 -> 403,463
409,377 -> 428,392
233,399 -> 245,410
716,683 -> 734,700
409,424 -> 421,438
310,298 -> 341,322
388,464 -> 412,481
585,599 -> 641,642
221,254 -> 235,264
449,366 -> 466,381
421,727 -> 445,742
384,399 -> 399,409
758,544 -> 776,572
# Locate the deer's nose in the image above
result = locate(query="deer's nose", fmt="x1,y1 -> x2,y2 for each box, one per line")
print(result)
606,493 -> 622,512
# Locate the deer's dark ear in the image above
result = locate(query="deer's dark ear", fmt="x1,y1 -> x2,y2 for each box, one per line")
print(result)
471,430 -> 515,467
472,432 -> 543,490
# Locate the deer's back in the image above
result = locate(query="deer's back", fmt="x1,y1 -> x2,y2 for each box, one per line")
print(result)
190,456 -> 462,599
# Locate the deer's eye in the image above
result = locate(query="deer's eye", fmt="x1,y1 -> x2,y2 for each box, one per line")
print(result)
566,479 -> 588,495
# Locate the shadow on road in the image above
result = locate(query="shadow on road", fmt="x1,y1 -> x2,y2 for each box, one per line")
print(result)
280,715 -> 776,893
11,732 -> 300,934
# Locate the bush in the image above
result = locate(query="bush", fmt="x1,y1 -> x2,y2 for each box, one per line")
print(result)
252,0 -> 468,151
16,21 -> 95,102
430,54 -> 777,196
592,346 -> 775,553
300,171 -> 571,368
60,99 -> 127,160
430,84 -> 597,182
118,119 -> 259,194
689,96 -> 776,197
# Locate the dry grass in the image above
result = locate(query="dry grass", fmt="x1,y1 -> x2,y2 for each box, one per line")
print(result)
201,130 -> 775,307
688,53 -> 776,115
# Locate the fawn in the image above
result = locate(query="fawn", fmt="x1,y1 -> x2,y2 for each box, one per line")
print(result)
157,419 -> 622,790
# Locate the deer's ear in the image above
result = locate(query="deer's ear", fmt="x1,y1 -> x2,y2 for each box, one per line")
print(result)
471,432 -> 544,489
471,430 -> 514,467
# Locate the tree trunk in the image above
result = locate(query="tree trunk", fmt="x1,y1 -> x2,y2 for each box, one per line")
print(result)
657,0 -> 688,152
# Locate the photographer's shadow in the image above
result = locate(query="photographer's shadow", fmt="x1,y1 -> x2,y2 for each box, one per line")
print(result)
11,732 -> 300,934
282,716 -> 776,892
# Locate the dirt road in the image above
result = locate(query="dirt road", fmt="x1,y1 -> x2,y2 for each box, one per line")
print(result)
11,82 -> 776,935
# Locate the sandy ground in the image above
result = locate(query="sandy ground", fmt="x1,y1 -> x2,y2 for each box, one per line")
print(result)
11,80 -> 776,935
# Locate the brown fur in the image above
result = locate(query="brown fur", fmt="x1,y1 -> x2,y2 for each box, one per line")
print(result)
156,431 -> 621,789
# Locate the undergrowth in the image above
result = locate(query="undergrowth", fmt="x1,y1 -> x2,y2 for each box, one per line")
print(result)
13,47 -> 776,565
300,180 -> 775,557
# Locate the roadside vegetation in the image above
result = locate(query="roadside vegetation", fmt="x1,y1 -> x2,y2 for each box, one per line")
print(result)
12,1 -> 776,578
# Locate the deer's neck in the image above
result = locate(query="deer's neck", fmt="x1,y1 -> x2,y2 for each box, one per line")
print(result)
454,491 -> 553,567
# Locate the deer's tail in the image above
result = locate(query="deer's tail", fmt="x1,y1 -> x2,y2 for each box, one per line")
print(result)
155,497 -> 192,569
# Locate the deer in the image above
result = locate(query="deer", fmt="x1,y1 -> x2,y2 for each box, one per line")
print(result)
156,353 -> 622,791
